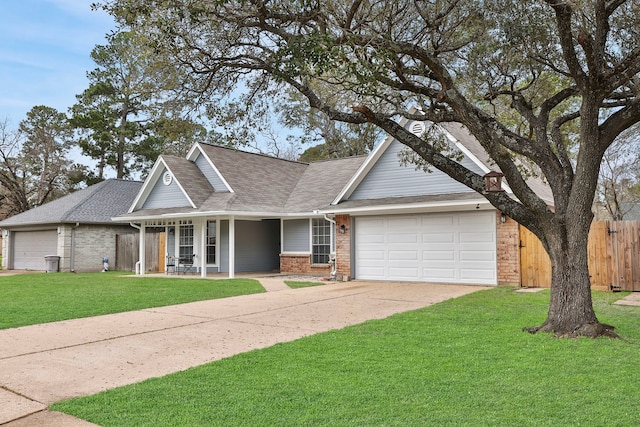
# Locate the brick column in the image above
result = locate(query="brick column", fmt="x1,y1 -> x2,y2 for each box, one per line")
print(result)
496,211 -> 521,286
335,214 -> 351,281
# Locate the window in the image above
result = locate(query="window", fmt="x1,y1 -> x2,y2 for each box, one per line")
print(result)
206,220 -> 216,264
179,223 -> 194,260
312,218 -> 331,264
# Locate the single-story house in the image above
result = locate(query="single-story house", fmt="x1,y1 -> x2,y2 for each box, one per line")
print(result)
0,179 -> 142,272
115,119 -> 553,286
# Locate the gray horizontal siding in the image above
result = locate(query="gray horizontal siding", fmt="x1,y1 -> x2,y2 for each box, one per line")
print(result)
283,219 -> 309,252
195,153 -> 229,192
142,168 -> 192,209
219,220 -> 280,273
235,220 -> 280,272
349,140 -> 484,200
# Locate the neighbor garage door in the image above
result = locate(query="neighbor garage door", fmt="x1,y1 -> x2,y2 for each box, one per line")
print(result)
355,211 -> 497,285
12,230 -> 58,270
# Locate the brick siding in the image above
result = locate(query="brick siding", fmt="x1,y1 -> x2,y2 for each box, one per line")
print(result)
280,253 -> 331,276
496,212 -> 521,286
335,214 -> 352,281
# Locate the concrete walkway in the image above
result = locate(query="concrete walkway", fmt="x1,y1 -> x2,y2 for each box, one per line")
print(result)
0,279 -> 487,426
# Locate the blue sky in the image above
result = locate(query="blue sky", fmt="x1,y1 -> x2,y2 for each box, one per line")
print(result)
0,0 -> 116,127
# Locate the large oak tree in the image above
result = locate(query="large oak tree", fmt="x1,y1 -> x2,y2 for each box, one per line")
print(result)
101,0 -> 640,337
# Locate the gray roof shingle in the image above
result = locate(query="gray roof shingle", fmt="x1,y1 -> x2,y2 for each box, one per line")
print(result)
285,156 -> 366,212
198,144 -> 309,212
441,122 -> 554,206
0,179 -> 142,227
163,155 -> 214,206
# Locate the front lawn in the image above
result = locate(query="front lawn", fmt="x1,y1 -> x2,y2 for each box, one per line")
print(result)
0,272 -> 265,329
52,287 -> 640,426
284,280 -> 326,289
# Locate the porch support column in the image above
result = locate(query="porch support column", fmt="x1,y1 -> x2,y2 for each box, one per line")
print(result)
139,224 -> 146,275
200,220 -> 206,278
229,216 -> 235,278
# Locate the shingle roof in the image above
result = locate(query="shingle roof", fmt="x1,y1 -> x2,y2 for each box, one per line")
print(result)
163,155 -> 214,206
441,122 -> 554,206
121,119 -> 555,220
198,144 -> 309,212
0,179 -> 142,227
285,156 -> 367,212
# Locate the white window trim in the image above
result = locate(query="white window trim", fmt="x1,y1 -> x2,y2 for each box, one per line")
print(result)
310,218 -> 333,265
205,219 -> 219,267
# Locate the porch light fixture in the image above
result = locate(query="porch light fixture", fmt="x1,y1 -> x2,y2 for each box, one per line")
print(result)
339,224 -> 346,234
501,213 -> 507,223
483,170 -> 504,193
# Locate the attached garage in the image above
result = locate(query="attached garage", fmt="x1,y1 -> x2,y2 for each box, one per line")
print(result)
11,230 -> 58,270
354,211 -> 497,285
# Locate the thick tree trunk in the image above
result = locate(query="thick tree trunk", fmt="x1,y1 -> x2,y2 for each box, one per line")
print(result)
525,223 -> 618,338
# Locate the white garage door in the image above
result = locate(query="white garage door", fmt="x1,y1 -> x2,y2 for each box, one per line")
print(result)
12,230 -> 58,270
355,211 -> 497,285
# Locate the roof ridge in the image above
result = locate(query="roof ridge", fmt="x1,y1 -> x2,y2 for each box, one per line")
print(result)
199,142 -> 310,166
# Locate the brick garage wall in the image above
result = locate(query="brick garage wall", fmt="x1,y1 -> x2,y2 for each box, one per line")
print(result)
280,253 -> 331,276
72,224 -> 136,272
496,212 -> 521,286
335,214 -> 351,281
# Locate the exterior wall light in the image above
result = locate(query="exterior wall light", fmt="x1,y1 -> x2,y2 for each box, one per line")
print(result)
339,224 -> 347,234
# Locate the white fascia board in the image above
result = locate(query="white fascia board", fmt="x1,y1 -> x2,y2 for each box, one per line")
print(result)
128,157 -> 168,213
320,199 -> 494,216
185,143 -> 201,161
114,210 -> 282,222
188,142 -> 235,193
439,125 -> 514,194
165,164 -> 197,208
332,127 -> 407,204
331,134 -> 391,204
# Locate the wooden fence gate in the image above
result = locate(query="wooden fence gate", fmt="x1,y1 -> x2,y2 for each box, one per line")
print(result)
519,221 -> 640,291
115,232 -> 166,273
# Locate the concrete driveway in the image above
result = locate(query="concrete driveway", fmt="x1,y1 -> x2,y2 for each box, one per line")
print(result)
0,279 -> 489,426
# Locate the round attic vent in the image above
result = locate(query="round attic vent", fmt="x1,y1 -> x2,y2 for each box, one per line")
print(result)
410,122 -> 425,136
163,171 -> 173,186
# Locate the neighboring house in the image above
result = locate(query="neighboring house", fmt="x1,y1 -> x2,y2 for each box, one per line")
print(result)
115,119 -> 553,286
0,179 -> 142,272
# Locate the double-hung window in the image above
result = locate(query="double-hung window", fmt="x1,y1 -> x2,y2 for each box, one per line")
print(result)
206,220 -> 216,264
179,222 -> 194,260
312,218 -> 331,264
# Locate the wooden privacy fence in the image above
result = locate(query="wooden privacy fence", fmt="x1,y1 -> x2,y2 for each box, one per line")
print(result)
115,232 -> 166,272
519,221 -> 640,291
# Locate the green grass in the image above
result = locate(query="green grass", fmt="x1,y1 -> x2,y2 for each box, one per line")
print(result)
285,280 -> 326,288
52,287 -> 640,426
0,272 -> 265,329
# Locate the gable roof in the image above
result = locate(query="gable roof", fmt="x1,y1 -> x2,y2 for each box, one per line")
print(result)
440,122 -> 554,206
162,155 -> 214,207
332,120 -> 554,207
198,144 -> 309,212
0,179 -> 142,228
285,156 -> 367,212
119,118 -> 554,221
120,144 -> 366,220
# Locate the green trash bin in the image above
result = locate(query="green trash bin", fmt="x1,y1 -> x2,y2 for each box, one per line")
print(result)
45,255 -> 60,273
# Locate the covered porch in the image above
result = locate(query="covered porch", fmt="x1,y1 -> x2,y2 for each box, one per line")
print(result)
135,216 -> 281,278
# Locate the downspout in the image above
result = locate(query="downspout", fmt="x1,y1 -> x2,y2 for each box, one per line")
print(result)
324,214 -> 337,280
129,222 -> 141,274
70,223 -> 79,272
